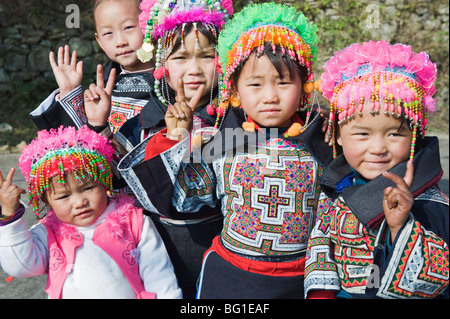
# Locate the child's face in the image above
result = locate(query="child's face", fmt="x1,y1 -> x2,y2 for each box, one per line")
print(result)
165,30 -> 217,106
337,106 -> 412,180
235,53 -> 303,128
94,0 -> 149,72
44,173 -> 108,227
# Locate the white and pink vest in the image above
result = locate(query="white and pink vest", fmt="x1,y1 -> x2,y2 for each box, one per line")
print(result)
41,195 -> 155,299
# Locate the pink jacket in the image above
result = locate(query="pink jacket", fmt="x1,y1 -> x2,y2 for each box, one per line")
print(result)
42,195 -> 156,299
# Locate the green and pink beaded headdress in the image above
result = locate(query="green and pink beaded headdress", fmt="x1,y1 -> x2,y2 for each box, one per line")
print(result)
320,40 -> 438,158
214,2 -> 319,131
18,126 -> 114,215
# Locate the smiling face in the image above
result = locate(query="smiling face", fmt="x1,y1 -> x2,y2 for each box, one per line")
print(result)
337,106 -> 413,180
235,53 -> 304,128
165,28 -> 217,106
44,173 -> 109,227
94,0 -> 151,72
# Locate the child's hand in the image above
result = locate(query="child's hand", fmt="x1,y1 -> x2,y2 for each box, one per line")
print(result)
0,168 -> 26,217
382,160 -> 414,243
49,45 -> 83,98
84,64 -> 116,127
165,79 -> 205,140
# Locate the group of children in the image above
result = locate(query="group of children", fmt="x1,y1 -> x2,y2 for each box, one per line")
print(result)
0,0 -> 448,299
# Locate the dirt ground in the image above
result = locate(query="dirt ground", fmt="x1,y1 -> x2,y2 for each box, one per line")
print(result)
0,132 -> 448,299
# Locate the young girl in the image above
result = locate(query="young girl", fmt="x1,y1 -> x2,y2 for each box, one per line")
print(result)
97,0 -> 233,298
305,40 -> 449,299
0,126 -> 181,299
120,2 -> 334,298
30,0 -> 154,133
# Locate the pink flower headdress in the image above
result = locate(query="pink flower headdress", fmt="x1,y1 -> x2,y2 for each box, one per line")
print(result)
137,0 -> 233,108
18,126 -> 114,215
320,40 -> 437,158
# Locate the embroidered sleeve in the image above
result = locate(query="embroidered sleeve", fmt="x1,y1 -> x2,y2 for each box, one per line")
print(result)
163,138 -> 217,213
376,215 -> 449,298
58,86 -> 87,128
304,193 -> 340,297
119,134 -> 217,215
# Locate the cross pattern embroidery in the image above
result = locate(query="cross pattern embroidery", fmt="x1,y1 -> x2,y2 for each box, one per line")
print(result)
257,184 -> 290,218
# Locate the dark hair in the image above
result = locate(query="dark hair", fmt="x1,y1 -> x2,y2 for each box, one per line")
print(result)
231,44 -> 309,88
93,0 -> 141,29
168,22 -> 218,57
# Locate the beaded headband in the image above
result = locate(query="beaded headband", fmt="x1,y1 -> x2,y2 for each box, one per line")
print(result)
320,40 -> 437,158
214,3 -> 319,131
137,0 -> 232,108
18,126 -> 114,215
137,0 -> 233,63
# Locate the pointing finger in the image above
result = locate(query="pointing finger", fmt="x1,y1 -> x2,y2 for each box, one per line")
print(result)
64,45 -> 70,65
403,159 -> 414,187
105,68 -> 116,95
96,64 -> 105,89
6,167 -> 16,185
188,84 -> 205,112
176,79 -> 186,104
57,46 -> 64,66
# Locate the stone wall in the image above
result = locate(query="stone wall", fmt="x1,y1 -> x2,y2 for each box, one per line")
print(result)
0,0 -> 108,90
0,0 -> 448,147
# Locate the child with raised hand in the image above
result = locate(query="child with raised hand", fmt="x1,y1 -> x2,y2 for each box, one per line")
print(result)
87,0 -> 234,299
88,0 -> 234,149
30,0 -> 154,133
122,2 -> 334,298
305,40 -> 449,299
0,126 -> 181,299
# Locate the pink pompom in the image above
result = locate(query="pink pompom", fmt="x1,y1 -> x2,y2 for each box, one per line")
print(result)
206,104 -> 216,116
424,95 -> 437,113
153,67 -> 167,80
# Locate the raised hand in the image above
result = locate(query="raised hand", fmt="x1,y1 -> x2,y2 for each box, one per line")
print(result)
49,45 -> 83,98
165,79 -> 205,140
382,159 -> 414,243
84,64 -> 116,127
0,168 -> 26,217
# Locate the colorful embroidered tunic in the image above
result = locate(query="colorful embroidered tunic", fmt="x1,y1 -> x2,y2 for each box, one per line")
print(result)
305,137 -> 449,298
120,108 -> 334,257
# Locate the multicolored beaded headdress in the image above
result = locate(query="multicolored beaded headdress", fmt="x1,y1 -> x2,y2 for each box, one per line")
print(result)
320,40 -> 437,158
138,0 -> 233,105
18,126 -> 114,215
214,2 -> 320,133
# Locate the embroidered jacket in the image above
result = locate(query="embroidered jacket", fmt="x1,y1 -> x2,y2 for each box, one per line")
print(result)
305,137 -> 449,298
0,195 -> 182,299
119,108 -> 334,256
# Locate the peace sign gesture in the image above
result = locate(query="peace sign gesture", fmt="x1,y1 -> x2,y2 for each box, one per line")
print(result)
0,168 -> 26,217
84,64 -> 117,127
165,79 -> 205,140
382,160 -> 415,243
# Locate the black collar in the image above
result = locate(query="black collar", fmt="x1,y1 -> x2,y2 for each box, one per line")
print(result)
201,107 -> 333,167
320,136 -> 443,229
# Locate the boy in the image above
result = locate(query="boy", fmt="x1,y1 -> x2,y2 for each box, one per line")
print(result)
30,0 -> 154,134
